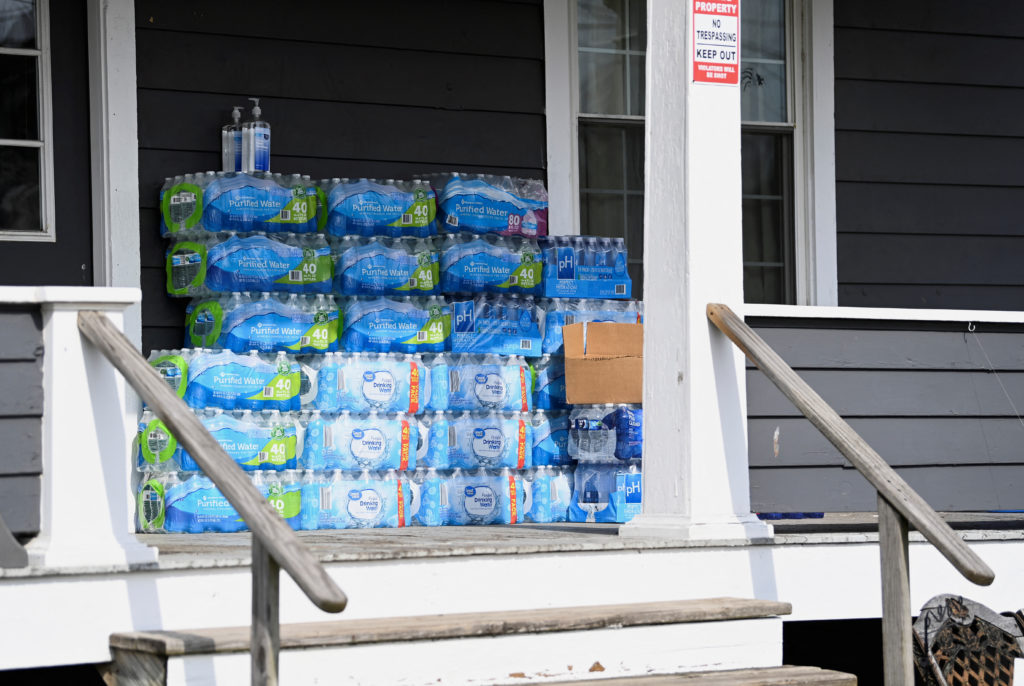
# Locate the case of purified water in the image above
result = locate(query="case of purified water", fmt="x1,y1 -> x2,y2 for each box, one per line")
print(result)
185,292 -> 340,353
301,410 -> 418,471
178,408 -> 302,472
430,411 -> 532,470
439,233 -> 543,296
341,296 -> 450,353
427,173 -> 548,237
524,465 -> 572,523
332,235 -> 440,296
184,349 -> 301,412
325,178 -> 436,238
425,353 -> 533,412
447,467 -> 528,526
312,352 -> 430,414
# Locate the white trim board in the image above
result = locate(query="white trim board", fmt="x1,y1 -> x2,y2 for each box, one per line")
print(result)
88,0 -> 142,347
543,0 -> 581,236
0,285 -> 140,306
744,303 -> 1024,324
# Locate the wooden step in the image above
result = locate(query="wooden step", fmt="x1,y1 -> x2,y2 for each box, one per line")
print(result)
548,665 -> 856,685
109,598 -> 793,685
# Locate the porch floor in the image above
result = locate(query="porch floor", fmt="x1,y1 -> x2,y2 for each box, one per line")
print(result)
139,512 -> 1024,572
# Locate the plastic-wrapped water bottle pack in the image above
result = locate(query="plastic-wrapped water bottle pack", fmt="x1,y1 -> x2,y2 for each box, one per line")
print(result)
540,299 -> 643,354
538,236 -> 632,299
425,173 -> 549,237
450,294 -> 542,356
136,464 -> 580,533
439,233 -> 543,296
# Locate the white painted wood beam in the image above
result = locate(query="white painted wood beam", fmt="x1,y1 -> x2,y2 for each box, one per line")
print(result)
621,0 -> 771,542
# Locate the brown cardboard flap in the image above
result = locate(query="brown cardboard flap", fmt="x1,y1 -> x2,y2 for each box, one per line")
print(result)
563,322 -> 643,404
583,322 -> 643,357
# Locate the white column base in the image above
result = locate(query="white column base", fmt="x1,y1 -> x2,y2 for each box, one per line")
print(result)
620,513 -> 774,543
30,295 -> 158,570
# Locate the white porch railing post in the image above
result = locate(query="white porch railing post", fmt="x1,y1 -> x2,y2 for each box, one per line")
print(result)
621,0 -> 772,542
23,287 -> 157,568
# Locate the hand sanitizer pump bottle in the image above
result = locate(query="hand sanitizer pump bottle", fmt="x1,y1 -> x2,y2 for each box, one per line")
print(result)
221,105 -> 243,172
242,97 -> 271,173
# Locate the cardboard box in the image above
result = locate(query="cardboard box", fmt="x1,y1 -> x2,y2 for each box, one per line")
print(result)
563,322 -> 643,404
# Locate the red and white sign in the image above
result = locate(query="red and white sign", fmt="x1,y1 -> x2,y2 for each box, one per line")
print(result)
693,0 -> 739,84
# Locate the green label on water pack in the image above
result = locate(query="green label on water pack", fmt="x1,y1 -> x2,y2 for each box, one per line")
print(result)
388,188 -> 435,229
150,355 -> 188,399
265,190 -> 316,226
186,300 -> 224,348
401,305 -> 450,347
166,241 -> 208,295
161,183 -> 204,233
315,186 -> 328,232
284,314 -> 338,352
141,419 -> 177,465
394,256 -> 439,293
273,248 -> 332,287
241,433 -> 296,468
500,252 -> 541,290
137,478 -> 166,530
246,371 -> 300,402
266,485 -> 302,520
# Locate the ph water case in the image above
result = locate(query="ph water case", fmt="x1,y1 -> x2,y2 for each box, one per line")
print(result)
567,462 -> 642,524
341,297 -> 450,354
184,350 -> 301,411
333,235 -> 440,296
539,236 -> 632,299
301,411 -> 417,471
449,295 -> 542,356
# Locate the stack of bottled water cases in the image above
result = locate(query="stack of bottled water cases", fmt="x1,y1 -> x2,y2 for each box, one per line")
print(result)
147,166 -> 645,532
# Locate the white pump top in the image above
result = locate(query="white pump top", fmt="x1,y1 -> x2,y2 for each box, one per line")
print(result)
249,97 -> 262,120
231,106 -> 242,124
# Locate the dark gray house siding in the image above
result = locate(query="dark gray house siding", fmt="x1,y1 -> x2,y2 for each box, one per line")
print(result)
747,317 -> 1024,512
0,307 -> 43,540
135,0 -> 548,354
834,0 -> 1024,311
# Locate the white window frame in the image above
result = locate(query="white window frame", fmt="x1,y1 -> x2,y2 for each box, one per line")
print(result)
0,0 -> 56,242
543,0 -> 837,305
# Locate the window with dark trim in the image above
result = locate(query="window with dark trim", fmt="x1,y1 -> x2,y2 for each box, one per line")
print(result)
0,0 -> 53,240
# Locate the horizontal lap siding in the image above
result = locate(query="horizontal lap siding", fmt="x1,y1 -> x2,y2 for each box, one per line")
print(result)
834,0 -> 1024,311
0,308 -> 43,537
747,319 -> 1024,512
135,0 -> 546,353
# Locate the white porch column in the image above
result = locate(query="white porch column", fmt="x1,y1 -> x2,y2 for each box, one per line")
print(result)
22,287 -> 158,568
621,0 -> 772,541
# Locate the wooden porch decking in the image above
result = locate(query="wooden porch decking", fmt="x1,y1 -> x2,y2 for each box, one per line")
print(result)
138,514 -> 1024,571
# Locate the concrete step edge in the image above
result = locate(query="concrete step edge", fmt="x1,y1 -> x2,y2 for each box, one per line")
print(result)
111,597 -> 791,656
547,665 -> 857,685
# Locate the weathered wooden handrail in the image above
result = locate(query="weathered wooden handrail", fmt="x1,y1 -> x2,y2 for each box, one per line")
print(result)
78,310 -> 347,684
707,303 -> 995,685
